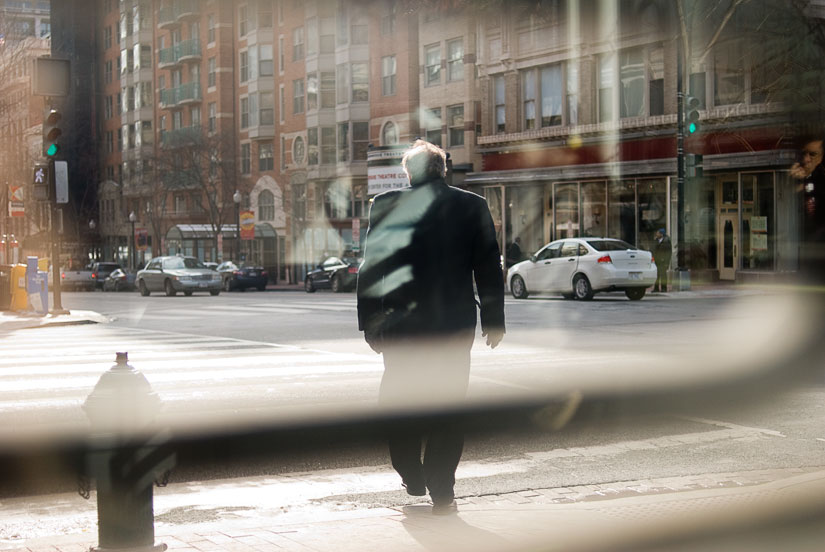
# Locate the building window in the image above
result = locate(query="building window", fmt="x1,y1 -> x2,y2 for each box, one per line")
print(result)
241,143 -> 251,174
381,3 -> 396,36
336,64 -> 348,104
338,122 -> 350,162
105,96 -> 113,119
207,14 -> 215,43
293,27 -> 304,61
259,142 -> 274,171
493,76 -> 505,133
352,22 -> 368,45
208,102 -> 216,132
425,107 -> 442,146
103,26 -> 112,49
308,128 -> 318,165
522,64 -> 562,129
425,43 -> 440,86
175,195 -> 186,214
106,131 -> 113,153
306,17 -> 318,56
208,57 -> 216,87
190,106 -> 201,127
714,40 -> 745,106
619,47 -> 644,118
259,2 -> 273,28
241,97 -> 249,128
353,122 -> 369,161
321,127 -> 336,164
648,46 -> 664,116
279,36 -> 285,73
382,121 -> 398,145
293,79 -> 305,114
240,51 -> 249,83
260,92 -> 274,125
351,63 -> 368,102
566,61 -> 579,125
448,104 -> 464,146
239,5 -> 248,36
259,190 -> 275,221
260,44 -> 274,76
382,55 -> 396,96
447,38 -> 463,82
105,60 -> 112,84
598,53 -> 615,123
307,73 -> 318,110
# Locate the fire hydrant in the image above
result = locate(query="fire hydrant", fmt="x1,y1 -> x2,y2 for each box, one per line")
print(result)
82,352 -> 174,552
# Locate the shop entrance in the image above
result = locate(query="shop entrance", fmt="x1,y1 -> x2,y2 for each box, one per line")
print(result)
718,213 -> 738,280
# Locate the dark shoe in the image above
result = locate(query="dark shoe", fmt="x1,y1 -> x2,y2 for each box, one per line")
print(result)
403,482 -> 426,497
432,499 -> 458,515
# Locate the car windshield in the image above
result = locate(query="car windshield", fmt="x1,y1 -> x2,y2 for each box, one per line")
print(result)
164,257 -> 204,270
3,1 -> 824,550
586,239 -> 637,252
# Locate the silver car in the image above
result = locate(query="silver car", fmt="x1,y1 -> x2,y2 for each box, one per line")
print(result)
136,256 -> 222,297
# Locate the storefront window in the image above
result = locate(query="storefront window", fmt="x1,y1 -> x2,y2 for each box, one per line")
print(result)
581,181 -> 606,237
483,186 -> 504,251
608,180 -> 636,245
554,183 -> 579,239
637,178 -> 667,250
741,173 -> 775,271
504,185 -> 543,258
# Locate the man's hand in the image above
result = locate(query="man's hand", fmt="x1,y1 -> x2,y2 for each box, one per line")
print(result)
364,331 -> 383,354
482,329 -> 504,349
790,162 -> 808,180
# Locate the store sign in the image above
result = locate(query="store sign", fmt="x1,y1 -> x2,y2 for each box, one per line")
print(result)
367,145 -> 409,195
135,228 -> 148,251
240,210 -> 256,240
8,186 -> 24,217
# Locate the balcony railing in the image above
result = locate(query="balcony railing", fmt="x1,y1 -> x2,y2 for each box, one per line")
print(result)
158,0 -> 201,28
158,39 -> 202,67
159,82 -> 203,108
161,126 -> 203,148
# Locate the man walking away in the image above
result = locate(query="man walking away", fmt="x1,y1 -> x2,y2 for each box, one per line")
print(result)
652,228 -> 672,293
356,140 -> 505,515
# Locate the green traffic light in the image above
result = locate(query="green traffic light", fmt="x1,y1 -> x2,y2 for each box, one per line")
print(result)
46,143 -> 59,156
688,122 -> 697,134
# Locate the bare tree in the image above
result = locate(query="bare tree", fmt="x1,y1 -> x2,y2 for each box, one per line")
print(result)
152,126 -> 240,256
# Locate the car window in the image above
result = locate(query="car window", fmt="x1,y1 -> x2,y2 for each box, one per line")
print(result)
560,242 -> 579,257
586,239 -> 635,251
146,260 -> 161,270
536,243 -> 561,261
183,258 -> 205,269
578,244 -> 589,256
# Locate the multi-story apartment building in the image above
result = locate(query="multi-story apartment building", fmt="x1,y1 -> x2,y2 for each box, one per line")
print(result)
85,0 -> 822,285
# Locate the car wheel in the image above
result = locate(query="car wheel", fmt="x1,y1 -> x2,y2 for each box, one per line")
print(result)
511,275 -> 529,299
573,274 -> 594,301
164,279 -> 176,297
331,274 -> 342,293
625,287 -> 646,301
210,290 -> 220,296
305,278 -> 316,293
139,280 -> 150,296
224,279 -> 232,292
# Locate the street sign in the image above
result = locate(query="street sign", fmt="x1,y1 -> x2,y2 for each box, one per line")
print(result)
54,160 -> 68,204
32,57 -> 71,97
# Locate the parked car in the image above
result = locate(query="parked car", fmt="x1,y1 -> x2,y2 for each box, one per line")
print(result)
216,261 -> 268,291
305,256 -> 361,293
102,268 -> 136,291
90,261 -> 122,289
203,262 -> 219,270
507,238 -> 656,301
59,265 -> 95,291
136,256 -> 222,296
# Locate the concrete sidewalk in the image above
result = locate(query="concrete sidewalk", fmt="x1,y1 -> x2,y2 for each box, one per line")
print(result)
2,466 -> 823,552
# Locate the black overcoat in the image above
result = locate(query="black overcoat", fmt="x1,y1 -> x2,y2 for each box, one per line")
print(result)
356,178 -> 505,341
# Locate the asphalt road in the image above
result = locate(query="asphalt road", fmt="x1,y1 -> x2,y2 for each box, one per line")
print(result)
10,287 -> 816,501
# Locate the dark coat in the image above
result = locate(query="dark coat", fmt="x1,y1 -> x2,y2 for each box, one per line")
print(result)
356,178 -> 505,341
653,235 -> 673,268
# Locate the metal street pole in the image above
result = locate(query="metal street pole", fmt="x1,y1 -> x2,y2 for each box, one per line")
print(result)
233,190 -> 241,262
676,35 -> 687,289
51,203 -> 67,313
129,211 -> 136,271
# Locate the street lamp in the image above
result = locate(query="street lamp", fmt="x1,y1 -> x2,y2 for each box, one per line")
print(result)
233,190 -> 241,262
88,220 -> 96,263
128,211 -> 136,270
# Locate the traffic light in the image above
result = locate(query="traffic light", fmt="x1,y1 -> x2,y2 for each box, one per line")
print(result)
686,153 -> 704,178
32,162 -> 52,201
685,95 -> 701,135
43,107 -> 62,158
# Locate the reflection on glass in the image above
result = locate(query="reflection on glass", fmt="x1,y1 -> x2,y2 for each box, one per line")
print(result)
608,180 -> 636,245
581,181 -> 606,237
637,178 -> 666,250
554,183 -> 579,239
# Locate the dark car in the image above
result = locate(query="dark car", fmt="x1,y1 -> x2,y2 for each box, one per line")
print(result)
216,261 -> 268,291
102,268 -> 136,292
90,262 -> 121,289
305,256 -> 361,293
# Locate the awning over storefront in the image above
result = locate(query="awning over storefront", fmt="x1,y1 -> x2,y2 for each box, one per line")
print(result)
166,223 -> 278,240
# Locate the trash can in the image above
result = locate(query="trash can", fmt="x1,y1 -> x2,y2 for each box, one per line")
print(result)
0,265 -> 11,311
10,264 -> 28,311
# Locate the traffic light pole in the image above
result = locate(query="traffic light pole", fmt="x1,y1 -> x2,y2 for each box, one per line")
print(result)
675,35 -> 687,287
50,196 -> 67,314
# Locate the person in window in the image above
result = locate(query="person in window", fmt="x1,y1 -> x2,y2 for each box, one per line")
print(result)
652,228 -> 672,293
790,134 -> 825,282
357,140 -> 505,515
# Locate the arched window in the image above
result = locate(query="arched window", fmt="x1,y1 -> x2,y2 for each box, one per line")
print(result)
259,189 -> 275,221
382,121 -> 398,145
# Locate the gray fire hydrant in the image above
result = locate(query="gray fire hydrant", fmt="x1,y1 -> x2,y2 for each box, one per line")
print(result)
82,352 -> 174,552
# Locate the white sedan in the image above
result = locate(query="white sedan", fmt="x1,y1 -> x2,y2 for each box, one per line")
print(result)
507,238 -> 657,301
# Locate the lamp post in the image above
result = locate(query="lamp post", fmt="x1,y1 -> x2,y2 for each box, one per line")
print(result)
88,220 -> 96,263
233,190 -> 241,262
128,211 -> 136,271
